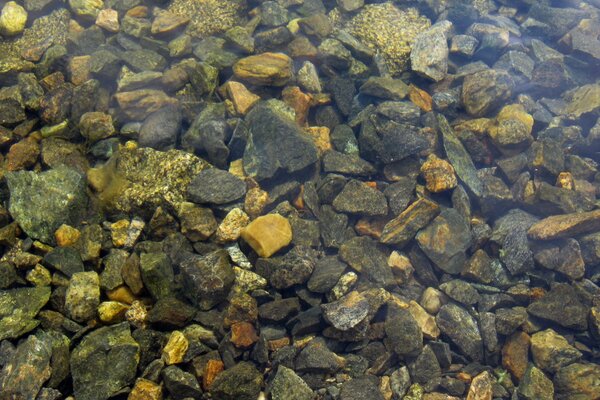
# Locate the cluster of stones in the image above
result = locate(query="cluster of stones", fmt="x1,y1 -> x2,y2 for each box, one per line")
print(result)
0,0 -> 600,399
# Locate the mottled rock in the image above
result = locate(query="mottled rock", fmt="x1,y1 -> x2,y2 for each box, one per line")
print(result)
333,179 -> 388,216
162,365 -> 202,398
359,77 -> 409,100
138,105 -> 182,150
0,286 -> 50,340
528,209 -> 600,240
386,303 -> 422,357
322,291 -> 369,331
65,271 -> 100,323
554,363 -> 600,399
209,361 -> 263,400
233,52 -> 292,86
187,168 -> 246,205
502,331 -> 530,381
461,69 -> 513,117
269,365 -> 313,400
518,364 -> 554,400
531,329 -> 581,373
420,154 -> 457,193
140,252 -> 174,301
527,283 -> 587,330
0,2 -> 27,36
380,198 -> 439,246
339,236 -> 395,288
295,337 -> 344,373
436,303 -> 483,361
410,22 -> 451,81
114,90 -> 178,120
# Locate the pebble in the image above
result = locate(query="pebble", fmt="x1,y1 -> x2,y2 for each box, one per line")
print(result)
0,1 -> 27,36
224,81 -> 260,115
420,154 -> 458,193
333,179 -> 388,216
269,365 -> 313,400
187,168 -> 247,205
95,8 -> 119,32
233,52 -> 293,86
322,291 -> 369,331
65,271 -> 100,323
240,214 -> 292,258
129,378 -> 163,400
530,329 -> 581,373
380,198 -> 440,246
162,330 -> 189,365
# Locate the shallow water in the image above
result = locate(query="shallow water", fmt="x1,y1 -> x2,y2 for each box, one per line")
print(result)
0,0 -> 600,399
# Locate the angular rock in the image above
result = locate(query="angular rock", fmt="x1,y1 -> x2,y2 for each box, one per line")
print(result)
528,209 -> 600,240
359,77 -> 409,100
269,365 -> 313,400
187,168 -> 246,205
65,271 -> 100,323
554,363 -> 600,399
322,291 -> 369,331
420,154 -> 457,193
339,236 -> 395,288
436,303 -> 483,361
0,286 -> 50,341
461,69 -> 513,117
380,198 -> 440,246
209,361 -> 263,400
162,365 -> 202,398
385,303 -> 422,357
340,376 -> 385,400
527,283 -> 588,330
308,256 -> 347,293
138,105 -> 182,150
333,179 -> 388,216
531,329 -> 581,374
295,337 -> 344,373
410,22 -> 450,81
518,364 -> 554,400
240,214 -> 292,258
140,252 -> 174,301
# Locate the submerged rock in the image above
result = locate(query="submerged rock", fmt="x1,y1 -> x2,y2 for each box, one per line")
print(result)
0,286 -> 50,341
240,214 -> 292,258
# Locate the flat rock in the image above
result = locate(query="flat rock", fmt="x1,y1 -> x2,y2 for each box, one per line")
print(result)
380,198 -> 440,246
518,364 -> 554,400
333,179 -> 388,216
527,283 -> 588,330
269,365 -> 313,400
240,214 -> 292,258
295,337 -> 344,373
436,303 -> 483,361
528,209 -> 600,240
554,363 -> 600,399
187,168 -> 246,205
0,286 -> 50,341
385,303 -> 423,357
209,361 -> 263,400
340,376 -> 385,400
307,256 -> 348,293
461,69 -> 513,117
531,329 -> 582,373
233,52 -> 293,86
322,291 -> 369,331
339,236 -> 395,288
359,76 -> 409,100
410,22 -> 450,81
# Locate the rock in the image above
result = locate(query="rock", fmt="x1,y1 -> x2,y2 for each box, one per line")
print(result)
344,2 -> 430,75
420,154 -> 457,193
240,214 -> 292,258
436,303 -> 483,361
450,34 -> 478,57
95,8 -> 118,32
256,246 -> 316,289
97,301 -> 128,324
162,365 -> 203,398
209,361 -> 263,400
297,61 -> 321,93
0,2 -> 27,36
138,105 -> 182,150
114,90 -> 178,120
308,256 -> 347,293
68,0 -> 103,20
0,286 -> 50,340
318,39 -> 353,70
439,280 -> 480,306
233,52 -> 292,86
518,364 -> 554,400
333,179 -> 388,216
224,26 -> 254,54
180,249 -> 235,310
488,104 -> 533,155
532,238 -> 585,280
43,246 -> 84,277
409,344 -> 441,384
527,209 -> 600,240
6,166 -> 87,245
147,297 -> 195,328
502,331 -> 530,381
385,303 -> 423,357
151,9 -> 189,35
162,331 -> 188,365
140,252 -> 174,301
269,365 -> 313,400
416,208 -> 472,274
70,323 -> 139,400
565,83 -> 600,117
295,337 -> 344,373
527,283 -> 588,331
216,208 -> 250,243
554,363 -> 600,399
187,168 -> 246,205
466,371 -> 493,400
461,69 -> 513,117
6,137 -> 40,171
79,111 -> 115,143
322,291 -> 369,331
492,209 -> 537,276
339,236 -> 395,288
410,22 -> 451,81
340,376 -> 385,400
530,329 -> 581,374
224,81 -> 260,115
258,298 -> 301,323
322,151 -> 376,177
243,102 -> 318,180
129,379 -> 163,400
65,271 -> 100,323
380,198 -> 440,246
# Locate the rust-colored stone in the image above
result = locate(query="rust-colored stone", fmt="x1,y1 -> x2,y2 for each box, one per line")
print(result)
202,359 -> 224,390
230,321 -> 259,349
409,84 -> 432,112
303,126 -> 331,155
282,86 -> 312,126
224,81 -> 260,115
128,378 -> 162,400
420,153 -> 457,193
6,137 -> 39,171
502,331 -> 530,382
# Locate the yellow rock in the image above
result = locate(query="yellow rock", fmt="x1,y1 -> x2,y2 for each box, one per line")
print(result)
408,300 -> 440,339
162,330 -> 189,365
244,186 -> 269,219
106,285 -> 136,304
110,219 -> 130,247
98,301 -> 129,324
240,214 -> 292,257
233,52 -> 293,86
303,126 -> 331,155
496,104 -> 533,131
129,378 -> 162,400
216,208 -> 250,243
55,224 -> 81,247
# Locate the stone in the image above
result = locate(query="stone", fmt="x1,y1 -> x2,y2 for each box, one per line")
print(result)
339,236 -> 395,288
233,52 -> 292,86
436,303 -> 483,361
96,8 -> 119,32
162,365 -> 203,399
114,90 -> 178,120
269,365 -> 313,400
70,323 -> 139,400
215,208 -> 249,243
322,291 -> 369,331
295,337 -> 344,373
466,371 -> 493,400
420,154 -> 457,192
385,303 -> 422,357
44,246 -> 84,277
202,359 -> 224,390
69,0 -> 103,20
0,2 -> 27,36
151,9 -> 188,35
231,321 -> 259,348
224,26 -> 254,54
162,330 -> 188,365
530,329 -> 581,374
97,301 -> 128,324
129,379 -> 162,400
554,363 -> 600,399
488,104 -> 533,154
565,83 -> 600,117
180,249 -> 235,310
532,238 -> 585,280
461,69 -> 513,117
0,286 -> 50,340
241,214 -> 292,258
439,280 -> 480,306
140,252 -> 174,301
308,257 -> 348,294
410,22 -> 450,81
297,61 -> 321,93
518,364 -> 554,400
416,208 -> 472,274
225,81 -> 260,115
209,361 -> 263,400
340,376 -> 385,400
333,179 -> 388,216
79,111 -> 115,143
243,102 -> 318,180
408,301 -> 440,339
502,331 -> 530,381
54,224 -> 81,247
65,271 -> 100,323
380,198 -> 439,246
6,166 -> 87,245
138,105 -> 182,150
318,39 -> 353,70
527,283 -> 588,330
6,137 -> 40,171
527,209 -> 600,240
187,168 -> 246,205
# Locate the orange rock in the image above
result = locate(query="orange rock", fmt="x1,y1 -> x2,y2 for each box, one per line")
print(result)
151,10 -> 189,35
420,154 -> 457,193
502,331 -> 530,382
303,126 -> 331,155
409,84 -> 433,112
282,86 -> 312,126
68,55 -> 91,86
293,185 -> 305,210
202,359 -> 224,390
355,216 -> 387,239
106,285 -> 136,304
128,378 -> 162,400
230,321 -> 259,349
224,81 -> 260,115
55,224 -> 81,247
6,137 -> 39,171
240,214 -> 292,257
268,336 -> 291,351
126,5 -> 148,18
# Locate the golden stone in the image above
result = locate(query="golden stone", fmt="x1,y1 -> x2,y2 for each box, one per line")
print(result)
240,214 -> 292,258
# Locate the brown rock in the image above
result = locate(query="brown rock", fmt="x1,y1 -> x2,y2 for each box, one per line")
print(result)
79,112 -> 115,143
303,126 -> 331,155
6,137 -> 40,171
388,251 -> 414,285
244,186 -> 269,219
203,359 -> 224,390
502,331 -> 530,382
224,81 -> 260,115
556,172 -> 574,190
68,55 -> 91,86
106,285 -> 136,304
355,216 -> 386,239
129,378 -> 162,400
409,84 -> 433,112
177,202 -> 218,242
408,300 -> 440,339
283,86 -> 312,126
240,213 -> 292,257
96,8 -> 119,33
420,154 -> 457,193
126,5 -> 148,18
528,209 -> 600,240
216,207 -> 250,243
114,90 -> 178,120
151,9 -> 189,35
162,330 -> 189,365
233,52 -> 293,86
230,321 -> 259,349
380,198 -> 441,246
466,371 -> 493,400
55,224 -> 81,247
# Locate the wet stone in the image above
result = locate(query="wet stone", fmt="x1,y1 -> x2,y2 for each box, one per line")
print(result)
527,209 -> 600,240
461,69 -> 514,117
43,246 -> 84,277
187,168 -> 246,205
518,364 -> 554,400
322,291 -> 369,331
308,256 -> 347,294
322,151 -> 375,177
0,1 -> 27,36
162,365 -> 202,398
295,337 -> 344,373
333,179 -> 388,216
359,77 -> 409,100
439,280 -> 480,306
0,286 -> 50,340
269,365 -> 313,400
140,252 -> 174,301
233,52 -> 293,86
436,303 -> 483,361
527,283 -> 588,331
532,238 -> 585,280
138,105 -> 182,150
502,331 -> 530,381
240,214 -> 292,258
209,361 -> 263,400
385,303 -> 422,357
530,329 -> 581,374
65,271 -> 100,323
554,362 -> 600,399
339,236 -> 395,288
410,21 -> 451,82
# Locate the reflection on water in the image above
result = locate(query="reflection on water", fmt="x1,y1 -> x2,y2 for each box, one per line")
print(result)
0,0 -> 600,398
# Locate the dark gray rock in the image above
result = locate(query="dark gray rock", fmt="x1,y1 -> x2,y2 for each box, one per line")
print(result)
259,298 -> 302,323
436,303 -> 483,361
461,68 -> 513,117
318,205 -> 351,249
70,323 -> 139,400
409,345 -> 442,384
333,179 -> 388,216
209,361 -> 263,400
340,376 -> 384,400
439,280 -> 480,306
308,256 -> 347,293
260,1 -> 289,27
384,177 -> 416,215
6,166 -> 88,245
491,209 -> 538,275
322,291 -> 369,331
411,22 -> 451,81
255,246 -> 316,290
138,105 -> 182,150
43,246 -> 84,277
269,365 -> 313,400
385,303 -> 422,357
180,249 -> 235,310
295,337 -> 343,373
140,252 -> 175,301
322,151 -> 375,177
319,39 -> 353,71
243,103 -> 318,180
339,236 -> 395,288
359,77 -> 409,100
527,283 -> 588,331
187,168 -> 246,205
358,118 -> 428,164
162,365 -> 203,399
